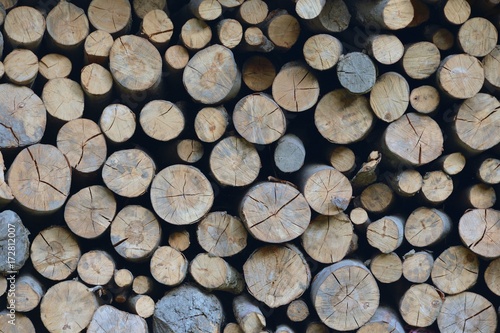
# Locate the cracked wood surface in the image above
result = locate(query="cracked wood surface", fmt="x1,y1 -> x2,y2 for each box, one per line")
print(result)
459,208 -> 500,259
190,253 -> 244,293
310,259 -> 379,331
272,61 -> 319,112
42,78 -> 84,122
197,211 -> 247,257
454,93 -> 500,152
88,0 -> 131,37
102,148 -> 156,198
7,144 -> 71,213
139,100 -> 185,141
431,245 -> 479,295
437,291 -> 497,333
405,207 -> 452,247
437,53 -> 484,99
233,93 -> 286,144
40,280 -> 99,333
183,44 -> 240,104
77,250 -> 115,286
366,215 -> 405,253
297,164 -> 352,216
31,226 -> 81,281
399,283 -> 443,327
243,244 -> 311,308
141,9 -> 173,49
150,246 -> 188,286
64,185 -> 116,239
240,181 -> 310,243
301,212 -> 354,264
154,284 -> 224,333
151,164 -> 213,225
88,305 -> 148,333
109,34 -> 162,93
382,112 -> 444,166
336,52 -> 377,94
46,1 -> 89,51
3,5 -> 45,50
84,30 -> 114,65
56,118 -> 107,174
111,205 -> 161,262
99,103 -> 136,143
315,89 -> 374,144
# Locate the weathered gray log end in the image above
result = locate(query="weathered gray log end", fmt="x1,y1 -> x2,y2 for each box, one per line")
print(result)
88,305 -> 148,333
0,210 -> 30,274
153,284 -> 225,333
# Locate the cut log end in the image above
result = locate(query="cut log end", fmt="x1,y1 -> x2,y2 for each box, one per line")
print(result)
240,182 -> 310,243
151,165 -> 213,225
311,259 -> 379,331
244,244 -> 311,308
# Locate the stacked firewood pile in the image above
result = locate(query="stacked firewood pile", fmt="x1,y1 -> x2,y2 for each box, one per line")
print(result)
0,0 -> 500,332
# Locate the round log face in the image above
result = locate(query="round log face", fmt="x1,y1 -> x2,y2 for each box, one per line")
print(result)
111,205 -> 161,262
437,54 -> 484,99
370,72 -> 409,122
242,56 -> 276,91
459,208 -> 500,259
315,89 -> 374,144
405,207 -> 450,247
337,52 -> 377,94
183,44 -> 239,104
0,84 -> 46,148
197,211 -> 248,257
142,9 -> 173,45
209,136 -> 261,187
88,0 -> 131,36
0,210 -> 30,273
140,100 -> 185,142
399,283 -> 443,327
110,35 -> 162,92
39,53 -> 72,80
8,144 -> 71,213
240,182 -> 311,243
484,258 -> 500,296
46,1 -> 89,49
64,185 -> 116,239
57,118 -> 107,174
42,78 -> 85,122
244,244 -> 311,308
40,280 -> 99,333
100,103 -> 136,143
303,34 -> 342,71
102,149 -> 156,198
233,93 -> 286,144
458,17 -> 498,57
272,62 -> 319,112
4,6 -> 45,49
31,226 -> 81,281
311,260 -> 379,331
431,246 -> 479,295
301,213 -> 353,264
302,166 -> 352,215
455,94 -> 500,152
77,250 -> 115,286
0,312 -> 35,333
88,305 -> 148,333
151,165 -> 214,225
384,113 -> 443,166
150,246 -> 188,286
437,292 -> 497,333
